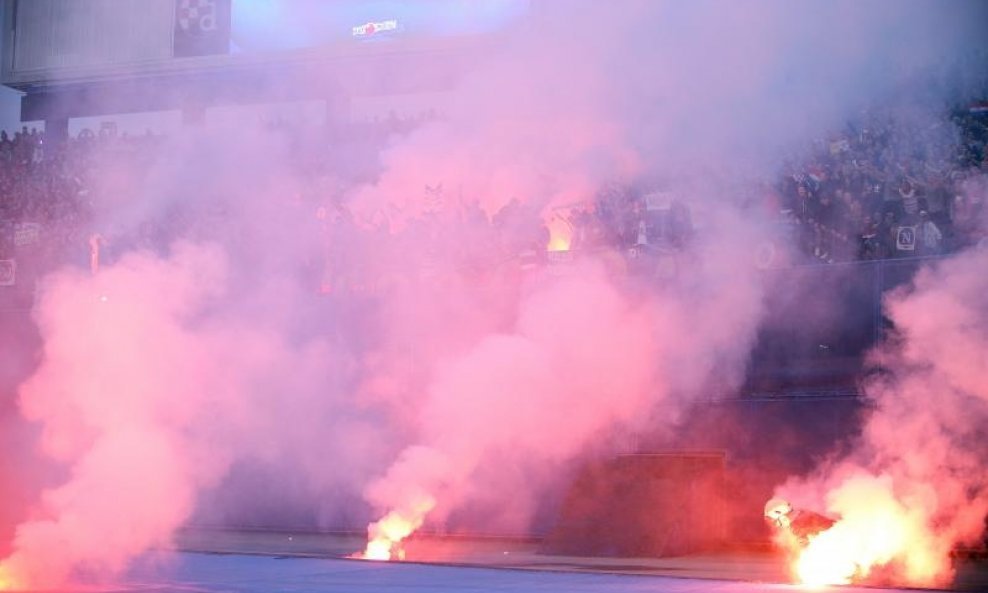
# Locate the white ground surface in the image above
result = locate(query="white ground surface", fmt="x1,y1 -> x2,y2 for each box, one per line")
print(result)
111,552 -> 915,593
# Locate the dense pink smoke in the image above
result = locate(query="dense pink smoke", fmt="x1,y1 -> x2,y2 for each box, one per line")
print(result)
0,0 -> 985,587
361,233 -> 769,539
0,240 -> 371,586
773,186 -> 988,586
352,0 -> 987,555
363,265 -> 659,532
0,245 -> 231,586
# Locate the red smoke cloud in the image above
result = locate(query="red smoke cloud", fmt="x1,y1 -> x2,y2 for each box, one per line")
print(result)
1,245 -> 230,587
358,222 -> 770,554
1,0 -> 986,587
0,241 -> 362,586
364,265 -> 660,532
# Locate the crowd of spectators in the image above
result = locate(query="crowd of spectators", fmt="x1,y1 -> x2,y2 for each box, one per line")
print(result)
0,101 -> 987,305
776,107 -> 988,263
550,105 -> 988,266
0,124 -> 167,296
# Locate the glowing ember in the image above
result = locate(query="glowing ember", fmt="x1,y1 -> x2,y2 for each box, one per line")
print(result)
359,494 -> 435,561
0,564 -> 17,591
546,217 -> 572,252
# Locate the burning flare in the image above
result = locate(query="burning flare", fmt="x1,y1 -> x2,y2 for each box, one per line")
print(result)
546,216 -> 573,252
795,527 -> 862,586
0,563 -> 19,591
788,475 -> 946,587
359,493 -> 436,561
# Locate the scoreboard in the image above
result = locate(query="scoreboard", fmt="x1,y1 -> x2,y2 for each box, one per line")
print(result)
231,0 -> 530,53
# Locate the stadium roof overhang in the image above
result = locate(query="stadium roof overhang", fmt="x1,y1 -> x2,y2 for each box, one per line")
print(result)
7,40 -> 484,122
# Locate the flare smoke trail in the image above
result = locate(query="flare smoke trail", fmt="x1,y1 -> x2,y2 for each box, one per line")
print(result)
1,246 -> 231,587
354,0 -> 988,558
0,0 -> 985,587
773,187 -> 988,586
360,240 -> 767,557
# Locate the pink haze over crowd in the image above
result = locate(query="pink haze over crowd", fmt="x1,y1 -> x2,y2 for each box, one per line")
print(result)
0,0 -> 986,588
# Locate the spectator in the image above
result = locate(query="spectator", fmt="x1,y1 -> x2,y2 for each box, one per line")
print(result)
898,179 -> 921,220
916,210 -> 943,255
877,211 -> 899,258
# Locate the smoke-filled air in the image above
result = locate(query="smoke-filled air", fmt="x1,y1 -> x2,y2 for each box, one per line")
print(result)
0,0 -> 986,590
773,241 -> 988,587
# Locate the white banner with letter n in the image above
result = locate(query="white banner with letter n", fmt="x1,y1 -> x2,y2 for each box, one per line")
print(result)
896,226 -> 916,252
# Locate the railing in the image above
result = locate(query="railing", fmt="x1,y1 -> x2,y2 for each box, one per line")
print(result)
744,255 -> 949,396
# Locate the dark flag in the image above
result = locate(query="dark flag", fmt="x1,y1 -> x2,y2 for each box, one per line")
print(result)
174,0 -> 231,57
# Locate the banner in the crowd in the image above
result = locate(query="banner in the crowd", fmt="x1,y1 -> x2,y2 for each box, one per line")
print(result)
13,222 -> 41,247
829,139 -> 850,155
0,259 -> 15,286
643,191 -> 673,211
896,226 -> 916,251
174,0 -> 232,57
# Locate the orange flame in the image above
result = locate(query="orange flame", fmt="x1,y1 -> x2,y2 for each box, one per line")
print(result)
362,510 -> 417,561
795,527 -> 861,586
359,494 -> 435,561
546,217 -> 572,252
0,563 -> 18,591
790,477 -> 945,587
